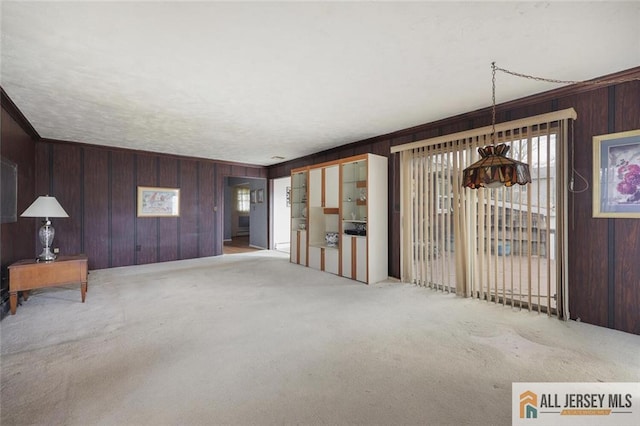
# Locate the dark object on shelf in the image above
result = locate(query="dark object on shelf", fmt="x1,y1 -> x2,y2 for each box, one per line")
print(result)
345,229 -> 366,236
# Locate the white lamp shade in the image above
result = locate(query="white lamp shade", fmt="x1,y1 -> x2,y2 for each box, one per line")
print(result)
21,196 -> 69,218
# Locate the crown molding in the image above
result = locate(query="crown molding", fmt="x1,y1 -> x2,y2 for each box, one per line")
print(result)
1,87 -> 40,140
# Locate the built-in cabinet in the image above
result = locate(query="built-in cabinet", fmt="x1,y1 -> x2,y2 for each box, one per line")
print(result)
290,153 -> 387,284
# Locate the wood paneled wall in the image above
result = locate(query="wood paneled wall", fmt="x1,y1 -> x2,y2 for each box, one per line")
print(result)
268,68 -> 640,335
1,96 -> 37,313
34,140 -> 267,271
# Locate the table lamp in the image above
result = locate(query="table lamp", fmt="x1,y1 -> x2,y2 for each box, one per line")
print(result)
21,195 -> 69,261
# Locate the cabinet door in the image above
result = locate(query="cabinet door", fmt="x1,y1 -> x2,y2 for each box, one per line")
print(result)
324,165 -> 339,208
341,235 -> 353,279
299,230 -> 307,266
355,237 -> 367,283
309,246 -> 322,270
291,230 -> 298,264
309,168 -> 322,207
325,248 -> 339,275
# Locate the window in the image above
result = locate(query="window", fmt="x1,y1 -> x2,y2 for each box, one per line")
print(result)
236,187 -> 250,213
394,109 -> 576,319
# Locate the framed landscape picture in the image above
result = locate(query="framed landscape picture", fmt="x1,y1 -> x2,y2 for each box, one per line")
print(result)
593,129 -> 640,218
137,186 -> 180,217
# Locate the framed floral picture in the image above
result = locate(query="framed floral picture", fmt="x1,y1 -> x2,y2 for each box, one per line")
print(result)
137,186 -> 180,217
593,129 -> 640,218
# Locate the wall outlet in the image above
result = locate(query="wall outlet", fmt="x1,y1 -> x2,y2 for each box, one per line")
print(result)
53,247 -> 60,254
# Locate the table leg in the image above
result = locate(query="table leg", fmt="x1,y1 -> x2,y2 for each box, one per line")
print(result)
10,291 -> 17,315
81,281 -> 87,303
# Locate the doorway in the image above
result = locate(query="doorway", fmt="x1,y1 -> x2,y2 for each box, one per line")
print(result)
223,176 -> 267,254
270,176 -> 291,253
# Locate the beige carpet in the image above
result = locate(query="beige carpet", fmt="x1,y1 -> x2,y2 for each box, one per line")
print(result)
1,251 -> 639,425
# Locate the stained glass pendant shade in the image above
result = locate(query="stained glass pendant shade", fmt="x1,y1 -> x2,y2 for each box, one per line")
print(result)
462,143 -> 531,189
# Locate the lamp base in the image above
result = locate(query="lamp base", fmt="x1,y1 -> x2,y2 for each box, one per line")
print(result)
37,247 -> 57,262
37,220 -> 57,262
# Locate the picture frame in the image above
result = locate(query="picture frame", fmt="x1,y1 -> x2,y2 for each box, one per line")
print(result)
593,129 -> 640,218
250,190 -> 257,204
1,157 -> 18,223
257,188 -> 264,203
137,186 -> 180,217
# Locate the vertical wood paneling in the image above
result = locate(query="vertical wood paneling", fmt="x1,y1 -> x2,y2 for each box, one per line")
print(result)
559,88 -> 610,327
389,135 -> 412,279
34,142 -> 50,200
246,167 -> 260,178
508,101 -> 556,121
613,80 -> 640,334
388,152 -> 401,279
52,144 -> 82,255
111,151 -> 135,267
372,140 -> 390,157
614,81 -> 640,131
353,144 -> 370,156
83,148 -> 109,269
440,119 -> 472,137
230,165 -> 245,177
158,157 -> 178,262
267,164 -> 284,180
216,164 -> 232,255
324,151 -> 342,162
1,106 -> 36,280
614,222 -> 640,334
180,159 -> 199,259
199,162 -> 215,257
135,154 -> 158,264
410,128 -> 440,145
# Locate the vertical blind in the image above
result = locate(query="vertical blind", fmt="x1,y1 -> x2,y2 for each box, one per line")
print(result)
392,109 -> 576,318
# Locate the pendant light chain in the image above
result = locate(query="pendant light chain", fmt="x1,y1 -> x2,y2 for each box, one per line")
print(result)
494,64 -> 640,86
491,62 -> 497,144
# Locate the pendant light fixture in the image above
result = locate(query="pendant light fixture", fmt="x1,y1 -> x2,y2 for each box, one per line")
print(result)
462,62 -> 532,189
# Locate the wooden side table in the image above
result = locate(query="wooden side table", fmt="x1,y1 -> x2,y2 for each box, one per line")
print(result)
8,254 -> 88,315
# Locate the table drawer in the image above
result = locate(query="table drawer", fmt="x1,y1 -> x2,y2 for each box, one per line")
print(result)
10,259 -> 87,290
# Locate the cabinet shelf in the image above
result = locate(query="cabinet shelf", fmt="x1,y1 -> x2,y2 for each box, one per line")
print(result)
309,242 -> 339,250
